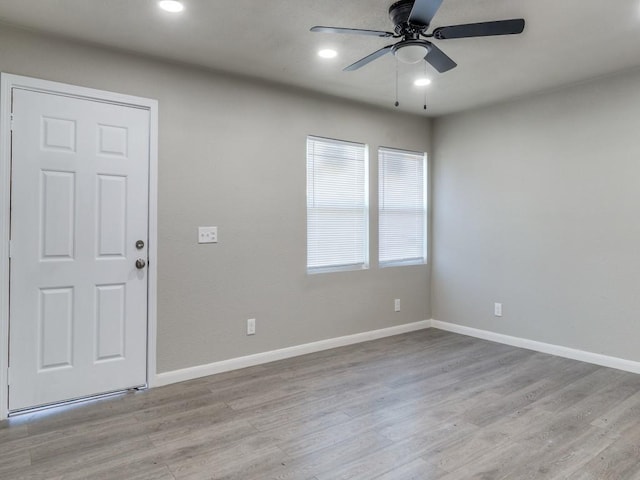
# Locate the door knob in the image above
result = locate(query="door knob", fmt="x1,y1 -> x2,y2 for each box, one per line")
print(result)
136,258 -> 146,269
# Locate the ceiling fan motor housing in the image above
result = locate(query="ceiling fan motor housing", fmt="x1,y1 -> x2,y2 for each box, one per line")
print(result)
389,0 -> 424,35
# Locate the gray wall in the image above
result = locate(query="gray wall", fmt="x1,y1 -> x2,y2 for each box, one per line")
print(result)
432,69 -> 640,362
0,26 -> 432,373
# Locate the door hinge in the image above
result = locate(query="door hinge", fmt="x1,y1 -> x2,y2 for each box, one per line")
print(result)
7,367 -> 11,386
8,239 -> 12,259
10,113 -> 15,132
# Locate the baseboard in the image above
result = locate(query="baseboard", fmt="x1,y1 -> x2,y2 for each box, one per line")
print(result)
431,320 -> 640,375
154,320 -> 431,387
155,318 -> 640,388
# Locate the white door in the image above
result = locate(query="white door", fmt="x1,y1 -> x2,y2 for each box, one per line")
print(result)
9,88 -> 150,411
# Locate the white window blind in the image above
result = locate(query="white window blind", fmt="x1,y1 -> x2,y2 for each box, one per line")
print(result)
379,147 -> 427,266
307,136 -> 369,273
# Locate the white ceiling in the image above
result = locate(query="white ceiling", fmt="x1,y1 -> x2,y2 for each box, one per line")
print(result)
1,0 -> 640,116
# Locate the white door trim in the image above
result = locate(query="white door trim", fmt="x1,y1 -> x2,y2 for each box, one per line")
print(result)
0,73 -> 159,420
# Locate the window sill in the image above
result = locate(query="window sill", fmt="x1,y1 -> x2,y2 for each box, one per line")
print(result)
307,264 -> 369,275
379,259 -> 427,268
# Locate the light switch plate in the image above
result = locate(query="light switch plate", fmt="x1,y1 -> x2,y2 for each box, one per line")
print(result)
247,318 -> 256,335
198,226 -> 218,244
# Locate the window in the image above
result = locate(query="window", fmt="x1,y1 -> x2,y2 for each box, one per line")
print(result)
307,136 -> 369,273
378,147 -> 427,267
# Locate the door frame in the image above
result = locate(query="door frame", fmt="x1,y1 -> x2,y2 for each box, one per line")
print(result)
0,73 -> 159,420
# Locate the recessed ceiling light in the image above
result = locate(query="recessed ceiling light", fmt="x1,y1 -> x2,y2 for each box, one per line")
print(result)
158,1 -> 184,13
414,77 -> 432,87
318,49 -> 338,59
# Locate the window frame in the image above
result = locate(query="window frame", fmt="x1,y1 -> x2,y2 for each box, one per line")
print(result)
306,135 -> 369,275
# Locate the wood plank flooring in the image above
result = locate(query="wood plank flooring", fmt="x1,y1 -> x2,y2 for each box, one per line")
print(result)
2,329 -> 640,479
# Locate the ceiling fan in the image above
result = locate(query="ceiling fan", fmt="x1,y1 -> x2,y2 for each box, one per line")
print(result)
311,0 -> 525,73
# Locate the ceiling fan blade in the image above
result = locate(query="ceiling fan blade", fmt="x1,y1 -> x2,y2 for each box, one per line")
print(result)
433,19 -> 525,39
344,45 -> 394,71
310,26 -> 394,38
425,43 -> 457,73
408,0 -> 444,27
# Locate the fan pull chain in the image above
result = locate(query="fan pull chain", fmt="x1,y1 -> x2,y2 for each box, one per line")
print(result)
394,57 -> 399,107
423,61 -> 428,111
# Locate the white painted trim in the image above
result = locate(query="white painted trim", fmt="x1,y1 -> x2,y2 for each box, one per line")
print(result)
0,73 -> 159,419
431,320 -> 640,375
146,95 -> 159,389
0,74 -> 11,421
156,320 -> 431,387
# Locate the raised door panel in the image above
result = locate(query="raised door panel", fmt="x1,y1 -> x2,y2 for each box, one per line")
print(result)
40,171 -> 76,260
38,288 -> 74,370
96,175 -> 127,258
95,284 -> 126,362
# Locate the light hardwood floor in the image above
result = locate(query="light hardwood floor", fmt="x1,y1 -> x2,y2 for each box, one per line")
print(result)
2,329 -> 640,479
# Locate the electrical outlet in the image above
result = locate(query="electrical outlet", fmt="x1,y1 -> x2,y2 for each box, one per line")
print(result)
198,226 -> 218,244
494,303 -> 503,317
394,299 -> 401,312
247,318 -> 256,335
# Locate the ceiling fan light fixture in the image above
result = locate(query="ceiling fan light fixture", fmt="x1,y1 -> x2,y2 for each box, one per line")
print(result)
158,1 -> 184,13
414,77 -> 432,87
318,49 -> 338,59
394,43 -> 429,64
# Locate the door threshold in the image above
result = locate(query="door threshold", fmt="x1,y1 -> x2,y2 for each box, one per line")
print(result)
8,386 -> 147,417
